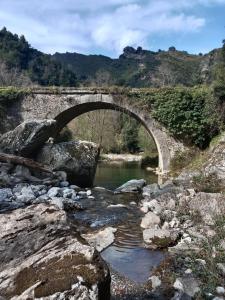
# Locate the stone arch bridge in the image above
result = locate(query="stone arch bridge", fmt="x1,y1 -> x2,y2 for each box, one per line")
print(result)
7,88 -> 185,174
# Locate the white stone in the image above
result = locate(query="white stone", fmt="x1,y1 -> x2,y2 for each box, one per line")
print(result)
140,211 -> 160,229
86,190 -> 92,196
140,204 -> 149,213
173,278 -> 184,291
162,221 -> 169,230
216,287 -> 225,295
49,197 -> 64,210
130,201 -> 136,205
184,269 -> 192,274
16,186 -> 36,203
195,259 -> 206,266
47,187 -> 61,198
169,217 -> 180,228
146,199 -> 162,214
149,276 -> 161,290
62,188 -> 74,198
107,204 -> 127,209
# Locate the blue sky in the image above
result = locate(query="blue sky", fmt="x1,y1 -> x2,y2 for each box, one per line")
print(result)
0,0 -> 224,57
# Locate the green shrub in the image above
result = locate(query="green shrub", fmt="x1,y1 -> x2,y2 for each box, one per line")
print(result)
0,87 -> 27,104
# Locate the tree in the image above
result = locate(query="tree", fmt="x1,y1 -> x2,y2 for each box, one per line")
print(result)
121,115 -> 140,153
213,39 -> 225,121
0,60 -> 32,87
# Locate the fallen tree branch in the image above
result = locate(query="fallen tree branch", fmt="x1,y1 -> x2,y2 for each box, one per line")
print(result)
0,152 -> 53,174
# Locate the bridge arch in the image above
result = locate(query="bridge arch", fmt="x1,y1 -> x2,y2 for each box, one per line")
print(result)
54,101 -> 168,173
7,88 -> 185,174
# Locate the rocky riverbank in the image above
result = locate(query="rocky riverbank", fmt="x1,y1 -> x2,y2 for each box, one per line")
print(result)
0,119 -> 225,299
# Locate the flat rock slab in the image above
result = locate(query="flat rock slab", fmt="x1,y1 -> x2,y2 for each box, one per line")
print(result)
0,203 -> 110,299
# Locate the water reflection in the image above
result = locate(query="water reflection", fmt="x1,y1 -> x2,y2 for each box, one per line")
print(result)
94,161 -> 158,190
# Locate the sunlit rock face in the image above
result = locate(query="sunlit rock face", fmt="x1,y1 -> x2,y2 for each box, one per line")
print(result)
0,203 -> 111,299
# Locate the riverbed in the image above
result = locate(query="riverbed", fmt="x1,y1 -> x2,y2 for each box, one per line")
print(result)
72,160 -> 166,294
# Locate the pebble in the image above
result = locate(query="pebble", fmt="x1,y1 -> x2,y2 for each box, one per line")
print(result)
173,278 -> 184,291
184,268 -> 192,274
149,276 -> 161,290
47,187 -> 61,198
86,190 -> 92,196
216,287 -> 225,295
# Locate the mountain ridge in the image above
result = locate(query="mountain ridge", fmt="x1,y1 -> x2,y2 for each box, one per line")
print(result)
53,45 -> 221,87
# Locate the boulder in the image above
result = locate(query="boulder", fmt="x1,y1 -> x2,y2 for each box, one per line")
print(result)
143,228 -> 179,249
36,141 -> 100,187
140,211 -> 161,229
82,227 -> 117,252
0,203 -> 110,299
142,183 -> 160,198
0,119 -> 56,157
115,179 -> 146,193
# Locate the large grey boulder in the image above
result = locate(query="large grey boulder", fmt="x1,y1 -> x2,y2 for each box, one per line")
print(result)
36,141 -> 100,187
0,119 -> 56,157
115,179 -> 146,193
0,203 -> 110,299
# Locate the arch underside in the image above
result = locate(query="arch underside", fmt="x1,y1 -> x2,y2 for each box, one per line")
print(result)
54,101 -> 171,173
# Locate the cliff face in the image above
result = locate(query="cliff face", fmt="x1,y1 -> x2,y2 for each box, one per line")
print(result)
53,46 -> 221,88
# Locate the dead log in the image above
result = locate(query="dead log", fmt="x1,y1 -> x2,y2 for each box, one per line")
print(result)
0,152 -> 53,174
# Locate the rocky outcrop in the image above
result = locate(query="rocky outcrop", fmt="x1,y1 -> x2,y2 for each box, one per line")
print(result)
203,133 -> 225,181
0,120 -> 56,157
188,192 -> 225,225
36,141 -> 100,187
0,203 -> 111,299
115,179 -> 146,193
139,180 -> 225,251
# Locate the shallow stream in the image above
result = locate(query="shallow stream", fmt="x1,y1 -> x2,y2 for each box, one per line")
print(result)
72,161 -> 165,284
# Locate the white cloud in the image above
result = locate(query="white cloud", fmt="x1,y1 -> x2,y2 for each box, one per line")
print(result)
0,0 -> 223,55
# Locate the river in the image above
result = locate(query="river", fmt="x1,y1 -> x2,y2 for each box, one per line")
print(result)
94,161 -> 158,190
72,160 -> 165,286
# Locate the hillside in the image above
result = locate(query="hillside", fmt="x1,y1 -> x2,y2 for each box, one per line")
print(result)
0,28 -> 77,86
0,27 -> 221,88
53,46 -> 221,88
